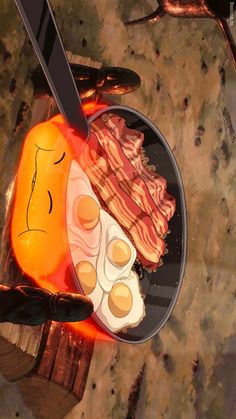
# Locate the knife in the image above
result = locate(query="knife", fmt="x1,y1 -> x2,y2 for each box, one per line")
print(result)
14,0 -> 89,140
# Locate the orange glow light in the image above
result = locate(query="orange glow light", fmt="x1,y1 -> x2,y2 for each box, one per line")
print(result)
82,101 -> 108,116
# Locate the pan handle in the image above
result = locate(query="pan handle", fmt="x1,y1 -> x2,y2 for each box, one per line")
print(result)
14,0 -> 89,140
216,18 -> 236,70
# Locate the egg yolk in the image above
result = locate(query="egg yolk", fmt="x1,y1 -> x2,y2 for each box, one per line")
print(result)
108,283 -> 133,318
75,261 -> 97,295
74,195 -> 100,230
107,239 -> 131,267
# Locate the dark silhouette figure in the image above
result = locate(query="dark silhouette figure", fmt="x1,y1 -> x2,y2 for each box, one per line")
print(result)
0,284 -> 93,326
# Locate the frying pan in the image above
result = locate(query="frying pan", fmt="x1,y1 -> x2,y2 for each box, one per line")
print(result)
13,0 -> 187,343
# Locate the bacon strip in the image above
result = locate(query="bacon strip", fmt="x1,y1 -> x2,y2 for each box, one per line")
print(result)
91,115 -> 168,236
103,114 -> 176,221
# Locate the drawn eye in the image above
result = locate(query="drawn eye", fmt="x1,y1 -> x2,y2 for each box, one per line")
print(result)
54,152 -> 65,165
48,191 -> 53,214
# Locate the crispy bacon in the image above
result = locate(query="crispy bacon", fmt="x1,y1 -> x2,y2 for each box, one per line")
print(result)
102,114 -> 176,221
76,132 -> 165,267
91,115 -> 168,236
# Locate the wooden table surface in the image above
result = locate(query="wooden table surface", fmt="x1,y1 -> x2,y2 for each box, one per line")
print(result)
0,1 -> 236,418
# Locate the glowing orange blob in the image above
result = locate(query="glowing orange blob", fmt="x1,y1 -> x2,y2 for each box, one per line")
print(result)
10,112 -> 111,341
11,119 -> 73,285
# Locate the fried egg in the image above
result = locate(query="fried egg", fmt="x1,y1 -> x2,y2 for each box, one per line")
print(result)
96,211 -> 136,292
66,159 -> 143,330
66,160 -> 101,259
67,160 -> 136,288
96,271 -> 145,333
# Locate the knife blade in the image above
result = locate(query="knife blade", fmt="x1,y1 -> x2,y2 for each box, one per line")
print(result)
14,0 -> 89,140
